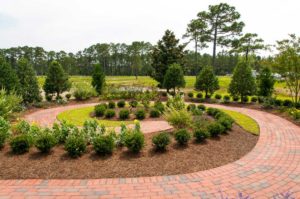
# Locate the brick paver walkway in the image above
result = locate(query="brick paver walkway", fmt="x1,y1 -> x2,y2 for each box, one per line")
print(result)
2,103 -> 299,198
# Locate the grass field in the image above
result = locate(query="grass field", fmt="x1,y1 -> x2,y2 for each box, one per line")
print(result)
37,76 -> 291,100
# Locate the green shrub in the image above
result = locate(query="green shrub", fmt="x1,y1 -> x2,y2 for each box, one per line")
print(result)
135,109 -> 146,120
0,117 -> 11,149
34,129 -> 57,153
274,99 -> 283,107
241,96 -> 249,103
129,100 -> 138,108
187,104 -> 196,112
52,121 -> 76,143
283,99 -> 293,107
206,107 -> 220,117
10,134 -> 31,154
223,95 -> 231,103
64,133 -> 86,158
119,109 -> 130,120
251,96 -> 258,103
15,120 -> 30,134
218,116 -> 234,131
95,104 -> 107,117
207,122 -> 225,137
117,100 -> 126,108
154,101 -> 165,113
232,96 -> 239,102
187,92 -> 193,98
150,109 -> 160,118
124,130 -> 144,153
73,84 -> 96,101
196,93 -> 203,99
45,95 -> 52,102
161,91 -> 167,97
288,109 -> 300,120
105,109 -> 116,118
164,108 -> 192,129
92,134 -> 115,155
108,101 -> 116,109
174,129 -> 191,145
65,93 -> 71,100
197,104 -> 206,111
215,94 -> 222,100
152,132 -> 170,151
193,129 -> 208,142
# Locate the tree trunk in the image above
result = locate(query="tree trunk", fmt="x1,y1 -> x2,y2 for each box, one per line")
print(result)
173,87 -> 176,94
245,46 -> 249,61
212,27 -> 218,68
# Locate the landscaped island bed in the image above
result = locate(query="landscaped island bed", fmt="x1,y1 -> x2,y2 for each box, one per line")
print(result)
0,124 -> 257,179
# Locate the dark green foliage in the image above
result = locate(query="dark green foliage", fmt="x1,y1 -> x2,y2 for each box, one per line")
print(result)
206,107 -> 220,117
152,132 -> 170,151
124,130 -> 145,153
129,100 -> 138,108
228,61 -> 256,100
52,121 -> 76,143
163,63 -> 186,92
197,104 -> 206,111
0,57 -> 20,93
16,58 -> 41,104
274,99 -> 283,107
193,129 -> 208,142
46,95 -> 52,102
257,67 -> 275,97
187,92 -> 194,98
207,122 -> 224,137
43,61 -> 71,98
10,134 -> 31,154
15,120 -> 31,134
135,109 -> 146,120
241,96 -> 249,103
151,30 -> 185,87
65,93 -> 71,100
117,100 -> 126,108
174,129 -> 191,145
218,116 -> 234,131
0,117 -> 10,149
108,101 -> 116,109
105,109 -> 116,118
95,104 -> 107,117
92,64 -> 105,95
223,95 -> 231,103
283,99 -> 293,107
195,66 -> 219,97
187,104 -> 196,111
154,101 -> 165,113
150,109 -> 160,118
64,133 -> 86,158
34,129 -> 57,153
196,93 -> 203,99
92,134 -> 115,155
233,96 -> 240,102
251,96 -> 258,103
119,109 -> 130,120
215,94 -> 222,100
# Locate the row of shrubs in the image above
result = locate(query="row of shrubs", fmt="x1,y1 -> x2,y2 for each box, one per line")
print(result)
94,101 -> 165,120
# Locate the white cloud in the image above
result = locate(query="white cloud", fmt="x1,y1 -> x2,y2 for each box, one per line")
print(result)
0,0 -> 299,54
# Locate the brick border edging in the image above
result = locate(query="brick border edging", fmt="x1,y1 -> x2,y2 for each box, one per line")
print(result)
2,103 -> 299,198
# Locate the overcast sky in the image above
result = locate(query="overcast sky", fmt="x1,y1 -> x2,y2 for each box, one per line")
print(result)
0,0 -> 299,54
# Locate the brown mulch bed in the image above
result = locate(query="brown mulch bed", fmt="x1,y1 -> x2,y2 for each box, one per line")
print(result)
0,124 -> 258,179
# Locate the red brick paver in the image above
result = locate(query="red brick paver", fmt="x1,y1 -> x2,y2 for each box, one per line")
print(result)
4,104 -> 300,198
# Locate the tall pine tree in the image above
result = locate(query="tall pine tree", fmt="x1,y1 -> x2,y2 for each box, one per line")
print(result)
0,56 -> 20,93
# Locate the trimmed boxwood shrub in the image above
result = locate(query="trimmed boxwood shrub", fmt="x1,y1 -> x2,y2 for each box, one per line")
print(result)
241,96 -> 249,103
129,100 -> 138,108
215,94 -> 222,100
197,104 -> 206,111
117,100 -> 126,108
10,134 -> 32,154
135,109 -> 146,120
193,129 -> 208,143
152,132 -> 170,151
207,122 -> 225,137
124,130 -> 145,153
233,96 -> 240,102
187,92 -> 193,98
251,96 -> 258,103
274,99 -> 283,107
95,104 -> 107,117
258,96 -> 265,104
174,129 -> 191,145
108,101 -> 116,109
283,99 -> 293,107
187,104 -> 196,111
64,133 -> 86,158
119,109 -> 130,120
105,109 -> 116,118
92,134 -> 115,155
154,101 -> 165,113
34,129 -> 57,153
206,107 -> 220,117
223,95 -> 231,103
196,93 -> 203,99
218,116 -> 234,131
150,109 -> 160,118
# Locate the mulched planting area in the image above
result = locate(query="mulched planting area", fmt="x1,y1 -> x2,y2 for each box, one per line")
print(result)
0,124 -> 258,179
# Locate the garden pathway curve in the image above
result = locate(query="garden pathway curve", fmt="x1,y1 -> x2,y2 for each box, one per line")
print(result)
1,103 -> 299,198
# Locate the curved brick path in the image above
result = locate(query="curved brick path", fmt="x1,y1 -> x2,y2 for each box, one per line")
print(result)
1,103 -> 299,198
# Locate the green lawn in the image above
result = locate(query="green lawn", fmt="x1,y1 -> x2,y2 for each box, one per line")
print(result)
57,106 -> 133,127
222,109 -> 260,135
38,75 -> 292,100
